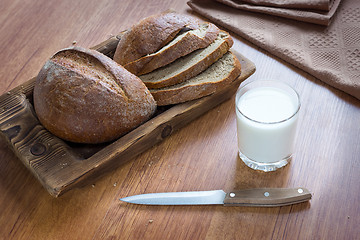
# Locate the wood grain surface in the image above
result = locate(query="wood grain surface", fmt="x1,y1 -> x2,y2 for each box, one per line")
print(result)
0,0 -> 359,239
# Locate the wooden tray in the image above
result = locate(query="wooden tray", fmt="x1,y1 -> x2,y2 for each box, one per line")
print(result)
0,34 -> 256,197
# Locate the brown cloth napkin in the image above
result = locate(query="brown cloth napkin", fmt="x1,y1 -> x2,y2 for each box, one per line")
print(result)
188,0 -> 360,100
234,0 -> 332,11
216,0 -> 341,26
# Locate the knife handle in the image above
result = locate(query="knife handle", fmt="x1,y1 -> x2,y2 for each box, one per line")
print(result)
223,187 -> 312,207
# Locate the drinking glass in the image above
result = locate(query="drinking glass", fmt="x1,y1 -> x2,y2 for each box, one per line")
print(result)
235,80 -> 301,172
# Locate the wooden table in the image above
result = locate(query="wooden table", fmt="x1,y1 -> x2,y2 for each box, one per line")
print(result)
1,0 -> 359,239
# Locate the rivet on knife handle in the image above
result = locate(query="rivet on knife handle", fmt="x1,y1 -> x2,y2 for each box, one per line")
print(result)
223,188 -> 312,207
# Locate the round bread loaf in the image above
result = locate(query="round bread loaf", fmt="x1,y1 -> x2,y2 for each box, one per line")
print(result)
33,47 -> 157,144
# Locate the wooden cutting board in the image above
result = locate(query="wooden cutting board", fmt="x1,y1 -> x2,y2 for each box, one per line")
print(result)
0,34 -> 255,197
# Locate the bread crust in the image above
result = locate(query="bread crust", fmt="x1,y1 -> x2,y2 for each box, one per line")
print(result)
141,31 -> 233,89
33,47 -> 157,144
123,23 -> 220,76
150,52 -> 241,106
113,10 -> 201,66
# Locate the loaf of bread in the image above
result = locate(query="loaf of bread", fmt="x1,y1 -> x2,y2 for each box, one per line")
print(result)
122,22 -> 220,75
150,51 -> 241,106
113,10 -> 201,66
33,47 -> 157,144
114,11 -> 243,106
140,31 -> 233,89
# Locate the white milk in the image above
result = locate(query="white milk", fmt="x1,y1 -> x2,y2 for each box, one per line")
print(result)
236,86 -> 299,165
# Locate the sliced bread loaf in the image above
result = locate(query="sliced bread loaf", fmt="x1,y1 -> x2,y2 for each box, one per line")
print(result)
113,10 -> 201,66
123,22 -> 220,76
140,31 -> 233,89
150,51 -> 241,106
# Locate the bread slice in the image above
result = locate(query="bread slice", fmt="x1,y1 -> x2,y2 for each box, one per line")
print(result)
140,31 -> 233,89
150,51 -> 241,106
113,10 -> 201,66
123,22 -> 220,76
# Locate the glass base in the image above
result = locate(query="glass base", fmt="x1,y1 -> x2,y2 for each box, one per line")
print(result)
239,151 -> 291,172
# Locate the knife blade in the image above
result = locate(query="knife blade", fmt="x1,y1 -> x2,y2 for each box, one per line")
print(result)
120,187 -> 312,207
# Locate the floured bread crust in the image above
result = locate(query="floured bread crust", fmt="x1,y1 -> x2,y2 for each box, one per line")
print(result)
123,22 -> 220,76
33,47 -> 157,144
113,10 -> 201,66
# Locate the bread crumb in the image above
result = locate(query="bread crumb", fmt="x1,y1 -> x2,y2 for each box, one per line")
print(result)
149,219 -> 153,223
72,40 -> 77,45
6,92 -> 11,95
91,184 -> 95,188
113,182 -> 117,187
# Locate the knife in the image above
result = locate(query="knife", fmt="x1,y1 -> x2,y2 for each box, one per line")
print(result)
120,187 -> 312,207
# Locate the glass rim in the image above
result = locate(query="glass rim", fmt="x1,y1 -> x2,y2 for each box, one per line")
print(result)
235,80 -> 301,125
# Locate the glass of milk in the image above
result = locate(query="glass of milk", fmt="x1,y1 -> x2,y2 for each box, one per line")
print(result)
235,80 -> 300,172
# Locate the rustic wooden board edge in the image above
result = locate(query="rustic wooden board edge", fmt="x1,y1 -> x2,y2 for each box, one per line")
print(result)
0,36 -> 255,197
